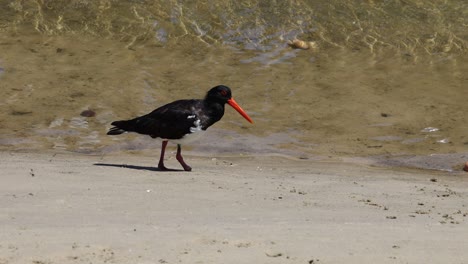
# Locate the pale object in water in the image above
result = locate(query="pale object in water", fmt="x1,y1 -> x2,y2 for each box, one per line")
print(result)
436,138 -> 449,144
287,39 -> 317,50
421,127 -> 439,133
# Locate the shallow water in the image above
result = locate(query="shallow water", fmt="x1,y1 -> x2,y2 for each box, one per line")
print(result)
1,0 -> 467,171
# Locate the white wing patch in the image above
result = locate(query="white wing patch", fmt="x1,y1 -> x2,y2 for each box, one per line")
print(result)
172,116 -> 205,144
190,119 -> 202,133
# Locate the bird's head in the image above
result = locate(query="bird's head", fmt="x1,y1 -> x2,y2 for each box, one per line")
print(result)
206,85 -> 232,103
206,85 -> 253,124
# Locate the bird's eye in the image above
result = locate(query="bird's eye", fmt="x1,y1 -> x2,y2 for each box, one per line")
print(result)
220,90 -> 228,96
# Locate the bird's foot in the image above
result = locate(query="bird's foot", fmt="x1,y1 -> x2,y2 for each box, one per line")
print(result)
158,163 -> 188,172
157,163 -> 169,171
158,166 -> 169,171
176,155 -> 192,171
181,164 -> 192,172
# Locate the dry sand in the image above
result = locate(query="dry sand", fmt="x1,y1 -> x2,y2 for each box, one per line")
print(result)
1,151 -> 468,264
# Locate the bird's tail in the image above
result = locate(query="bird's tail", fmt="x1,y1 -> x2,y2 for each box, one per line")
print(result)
107,120 -> 136,135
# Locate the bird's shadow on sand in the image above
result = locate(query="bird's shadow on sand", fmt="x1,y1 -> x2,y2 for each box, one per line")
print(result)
94,163 -> 184,172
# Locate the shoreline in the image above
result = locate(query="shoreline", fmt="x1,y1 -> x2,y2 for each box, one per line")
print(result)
1,151 -> 468,263
4,145 -> 467,173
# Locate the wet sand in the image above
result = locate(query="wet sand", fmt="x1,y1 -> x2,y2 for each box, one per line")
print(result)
1,151 -> 468,264
2,32 -> 468,165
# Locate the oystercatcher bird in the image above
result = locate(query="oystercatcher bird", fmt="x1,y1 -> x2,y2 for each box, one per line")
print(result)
107,85 -> 253,171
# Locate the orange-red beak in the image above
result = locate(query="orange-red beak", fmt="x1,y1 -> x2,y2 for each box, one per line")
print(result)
227,98 -> 253,124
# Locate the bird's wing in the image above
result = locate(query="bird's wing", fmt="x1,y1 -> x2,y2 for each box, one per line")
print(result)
132,99 -> 200,139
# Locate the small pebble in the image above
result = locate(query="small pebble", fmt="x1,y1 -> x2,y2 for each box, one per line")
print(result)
80,109 -> 96,117
265,252 -> 282,258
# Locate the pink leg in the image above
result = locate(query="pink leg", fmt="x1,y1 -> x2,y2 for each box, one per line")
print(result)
158,140 -> 169,171
176,144 -> 192,171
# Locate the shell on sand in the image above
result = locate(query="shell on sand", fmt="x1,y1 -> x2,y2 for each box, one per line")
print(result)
287,39 -> 317,50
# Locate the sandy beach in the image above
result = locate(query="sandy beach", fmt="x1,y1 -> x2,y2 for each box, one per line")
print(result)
1,151 -> 468,264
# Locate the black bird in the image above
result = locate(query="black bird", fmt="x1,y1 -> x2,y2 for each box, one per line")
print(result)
107,85 -> 253,171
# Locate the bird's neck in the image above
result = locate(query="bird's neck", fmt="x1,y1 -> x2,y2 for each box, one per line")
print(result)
203,100 -> 225,125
